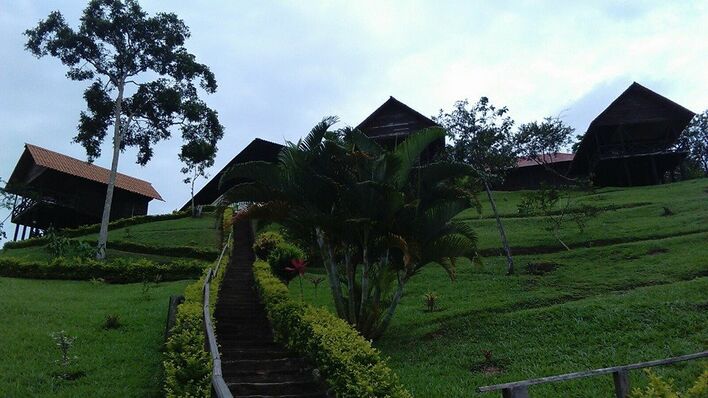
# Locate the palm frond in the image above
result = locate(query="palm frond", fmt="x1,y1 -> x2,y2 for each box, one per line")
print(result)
392,127 -> 445,187
300,116 -> 339,153
219,161 -> 281,189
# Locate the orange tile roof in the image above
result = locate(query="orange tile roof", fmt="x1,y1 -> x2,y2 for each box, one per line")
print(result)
516,152 -> 575,168
25,143 -> 163,200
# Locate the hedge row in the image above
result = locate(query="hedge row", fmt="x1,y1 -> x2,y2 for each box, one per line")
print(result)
163,229 -> 231,397
252,260 -> 412,398
0,256 -> 205,283
3,211 -> 192,249
81,240 -> 220,261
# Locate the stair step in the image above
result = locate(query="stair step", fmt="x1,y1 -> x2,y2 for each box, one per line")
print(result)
224,367 -> 317,383
221,358 -> 307,372
228,380 -> 324,396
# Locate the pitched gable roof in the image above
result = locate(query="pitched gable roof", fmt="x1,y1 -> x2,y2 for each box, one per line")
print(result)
24,144 -> 162,200
356,96 -> 438,138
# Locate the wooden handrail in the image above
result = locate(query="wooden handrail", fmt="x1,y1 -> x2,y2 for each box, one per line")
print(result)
203,231 -> 233,398
478,350 -> 708,397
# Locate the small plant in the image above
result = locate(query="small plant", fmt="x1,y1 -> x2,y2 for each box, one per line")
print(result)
124,227 -> 132,238
661,206 -> 674,216
51,331 -> 81,380
141,278 -> 152,300
46,228 -> 70,258
630,367 -> 708,397
89,277 -> 106,285
103,314 -> 122,330
307,275 -> 325,299
423,291 -> 438,312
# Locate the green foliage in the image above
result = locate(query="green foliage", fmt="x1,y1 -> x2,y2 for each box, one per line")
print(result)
223,118 -> 479,338
266,241 -> 305,283
0,256 -> 204,283
630,368 -> 708,398
163,232 -> 231,397
676,109 -> 708,175
252,260 -> 411,398
85,239 -> 219,261
253,231 -> 284,260
50,330 -> 79,380
46,228 -> 71,258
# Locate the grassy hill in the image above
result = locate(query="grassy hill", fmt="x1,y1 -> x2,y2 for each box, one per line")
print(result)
0,213 -> 220,397
290,179 -> 708,397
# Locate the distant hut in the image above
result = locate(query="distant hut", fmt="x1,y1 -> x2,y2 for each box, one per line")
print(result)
570,82 -> 695,186
356,96 -> 443,162
501,153 -> 575,190
180,138 -> 283,209
5,144 -> 162,240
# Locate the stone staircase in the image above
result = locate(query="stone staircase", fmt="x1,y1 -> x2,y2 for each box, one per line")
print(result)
214,221 -> 328,397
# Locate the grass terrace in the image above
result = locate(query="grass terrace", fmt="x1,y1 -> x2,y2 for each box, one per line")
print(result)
288,179 -> 708,397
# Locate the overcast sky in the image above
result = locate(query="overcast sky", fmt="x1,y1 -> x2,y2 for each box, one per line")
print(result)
1,0 -> 707,228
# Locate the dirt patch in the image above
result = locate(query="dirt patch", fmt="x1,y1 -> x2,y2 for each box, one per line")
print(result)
646,247 -> 669,256
470,351 -> 509,375
423,328 -> 447,341
525,262 -> 559,275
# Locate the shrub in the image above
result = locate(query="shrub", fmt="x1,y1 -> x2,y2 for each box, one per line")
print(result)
0,256 -> 205,283
46,229 -> 71,258
163,233 -> 231,397
266,242 -> 305,283
253,231 -> 284,260
630,367 -> 708,397
252,260 -> 411,398
103,314 -> 121,330
423,291 -> 438,312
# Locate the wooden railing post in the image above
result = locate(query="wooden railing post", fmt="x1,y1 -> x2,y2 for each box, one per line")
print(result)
613,370 -> 630,398
502,386 -> 529,398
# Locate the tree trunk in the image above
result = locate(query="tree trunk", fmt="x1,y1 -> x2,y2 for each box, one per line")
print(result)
191,168 -> 197,217
316,229 -> 346,318
371,274 -> 406,340
96,79 -> 125,260
483,179 -> 514,275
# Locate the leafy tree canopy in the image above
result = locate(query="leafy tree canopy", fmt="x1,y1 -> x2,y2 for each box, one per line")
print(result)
435,97 -> 516,182
25,0 -> 224,165
515,116 -> 575,166
676,109 -> 708,175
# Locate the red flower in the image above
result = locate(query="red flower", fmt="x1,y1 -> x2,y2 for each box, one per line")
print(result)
285,258 -> 307,276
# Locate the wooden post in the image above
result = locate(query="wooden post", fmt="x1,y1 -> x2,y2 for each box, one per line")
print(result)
21,225 -> 27,240
650,157 -> 659,185
613,370 -> 630,398
502,386 -> 530,398
13,224 -> 20,241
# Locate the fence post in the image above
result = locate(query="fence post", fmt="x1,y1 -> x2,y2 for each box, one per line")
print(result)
502,386 -> 529,398
613,370 -> 630,398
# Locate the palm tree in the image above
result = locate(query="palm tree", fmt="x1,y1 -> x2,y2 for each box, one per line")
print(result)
221,118 -> 479,339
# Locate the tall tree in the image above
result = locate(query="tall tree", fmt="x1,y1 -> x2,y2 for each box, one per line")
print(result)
222,120 -> 479,339
515,116 -> 575,180
179,139 -> 217,216
676,110 -> 708,176
435,97 -> 517,274
25,0 -> 224,259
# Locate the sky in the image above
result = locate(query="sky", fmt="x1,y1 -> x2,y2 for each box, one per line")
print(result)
1,0 -> 707,230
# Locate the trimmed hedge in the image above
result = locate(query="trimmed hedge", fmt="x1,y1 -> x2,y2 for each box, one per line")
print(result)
252,260 -> 412,398
3,211 -> 191,250
163,224 -> 232,397
0,256 -> 205,283
80,240 -> 220,261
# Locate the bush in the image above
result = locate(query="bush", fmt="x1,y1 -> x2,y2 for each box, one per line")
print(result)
266,242 -> 305,283
253,231 -> 284,260
0,256 -> 205,283
163,233 -> 231,397
252,260 -> 411,398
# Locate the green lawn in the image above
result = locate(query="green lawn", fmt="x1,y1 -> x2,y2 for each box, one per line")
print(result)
289,179 -> 708,397
0,277 -> 191,397
78,213 -> 220,248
